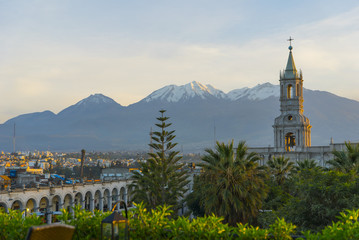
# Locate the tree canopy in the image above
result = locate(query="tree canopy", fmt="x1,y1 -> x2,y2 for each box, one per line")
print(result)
130,110 -> 189,210
191,140 -> 268,225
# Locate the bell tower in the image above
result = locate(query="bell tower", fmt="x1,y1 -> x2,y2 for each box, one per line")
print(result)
273,38 -> 311,152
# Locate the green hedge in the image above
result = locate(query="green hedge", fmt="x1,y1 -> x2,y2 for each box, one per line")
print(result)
2,204 -> 359,239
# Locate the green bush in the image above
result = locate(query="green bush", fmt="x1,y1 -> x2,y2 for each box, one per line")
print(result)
5,203 -> 359,239
57,205 -> 111,240
0,209 -> 44,240
278,169 -> 359,231
303,209 -> 359,240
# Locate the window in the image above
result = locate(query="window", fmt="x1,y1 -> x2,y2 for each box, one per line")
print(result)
287,85 -> 292,99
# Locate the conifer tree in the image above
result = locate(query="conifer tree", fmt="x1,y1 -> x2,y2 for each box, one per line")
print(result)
131,110 -> 189,210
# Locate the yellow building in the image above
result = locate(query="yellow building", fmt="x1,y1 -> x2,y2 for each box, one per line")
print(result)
0,175 -> 11,190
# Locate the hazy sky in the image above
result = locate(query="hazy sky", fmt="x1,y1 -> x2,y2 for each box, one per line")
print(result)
1,0 -> 359,122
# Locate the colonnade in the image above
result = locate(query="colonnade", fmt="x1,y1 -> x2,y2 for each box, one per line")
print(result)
0,180 -> 132,223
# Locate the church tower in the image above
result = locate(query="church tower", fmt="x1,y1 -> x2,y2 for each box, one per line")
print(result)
273,39 -> 311,152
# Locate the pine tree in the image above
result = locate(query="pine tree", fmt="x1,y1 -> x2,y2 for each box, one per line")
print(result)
131,110 -> 189,210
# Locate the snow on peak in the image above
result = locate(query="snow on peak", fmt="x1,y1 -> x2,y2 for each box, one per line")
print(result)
76,94 -> 118,106
228,82 -> 279,101
144,81 -> 227,102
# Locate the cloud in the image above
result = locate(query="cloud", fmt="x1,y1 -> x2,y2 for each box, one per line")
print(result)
0,1 -> 359,123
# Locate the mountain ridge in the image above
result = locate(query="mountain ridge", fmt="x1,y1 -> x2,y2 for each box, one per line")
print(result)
1,81 -> 359,152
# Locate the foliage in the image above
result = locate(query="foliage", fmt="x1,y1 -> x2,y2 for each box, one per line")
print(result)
294,159 -> 322,172
130,202 -> 238,239
269,218 -> 296,240
128,202 -> 173,239
0,209 -> 44,240
185,175 -> 206,217
57,205 -> 111,240
327,142 -> 359,173
6,202 -> 359,239
278,168 -> 359,231
130,110 -> 189,211
261,180 -> 292,212
262,156 -> 294,220
303,209 -> 359,240
234,223 -> 268,239
195,140 -> 268,225
267,156 -> 294,186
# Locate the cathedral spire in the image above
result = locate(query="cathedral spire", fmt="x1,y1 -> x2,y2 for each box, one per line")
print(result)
284,37 -> 297,78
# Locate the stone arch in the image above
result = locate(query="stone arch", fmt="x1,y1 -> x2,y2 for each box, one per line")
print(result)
287,84 -> 292,99
11,200 -> 23,211
103,189 -> 111,211
120,187 -> 126,201
111,188 -> 119,208
63,194 -> 73,212
39,197 -> 49,213
84,191 -> 93,211
94,190 -> 102,210
74,192 -> 83,208
285,132 -> 296,152
0,202 -> 8,213
51,195 -> 62,212
25,198 -> 37,214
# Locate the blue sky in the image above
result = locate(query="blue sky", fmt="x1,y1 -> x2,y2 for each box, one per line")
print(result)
1,0 -> 359,122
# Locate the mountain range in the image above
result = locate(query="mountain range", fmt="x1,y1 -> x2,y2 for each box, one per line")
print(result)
1,81 -> 359,152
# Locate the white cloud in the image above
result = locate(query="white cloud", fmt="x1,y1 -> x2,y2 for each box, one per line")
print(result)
0,1 -> 359,122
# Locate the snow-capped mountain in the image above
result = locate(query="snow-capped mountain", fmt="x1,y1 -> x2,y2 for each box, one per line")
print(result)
1,81 -> 359,152
228,83 -> 279,101
143,81 -> 227,102
143,81 -> 280,103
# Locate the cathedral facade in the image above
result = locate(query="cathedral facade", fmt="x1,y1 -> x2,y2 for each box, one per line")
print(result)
248,41 -> 349,165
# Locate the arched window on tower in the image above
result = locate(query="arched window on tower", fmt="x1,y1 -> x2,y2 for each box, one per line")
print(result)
287,85 -> 292,99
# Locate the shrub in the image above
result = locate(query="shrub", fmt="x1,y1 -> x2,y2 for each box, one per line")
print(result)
0,209 -> 44,240
57,205 -> 111,240
303,209 -> 359,240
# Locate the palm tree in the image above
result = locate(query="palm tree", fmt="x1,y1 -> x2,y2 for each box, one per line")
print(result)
267,156 -> 294,185
198,140 -> 268,225
327,142 -> 359,173
294,159 -> 321,172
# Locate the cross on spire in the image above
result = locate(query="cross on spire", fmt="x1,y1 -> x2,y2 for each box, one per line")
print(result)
287,36 -> 294,46
287,36 -> 294,51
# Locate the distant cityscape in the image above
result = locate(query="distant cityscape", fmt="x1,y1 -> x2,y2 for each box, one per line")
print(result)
0,150 -> 201,190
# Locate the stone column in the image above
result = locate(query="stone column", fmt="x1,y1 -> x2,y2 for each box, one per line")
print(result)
99,197 -> 103,211
124,190 -> 128,205
90,198 -> 94,212
107,195 -> 112,211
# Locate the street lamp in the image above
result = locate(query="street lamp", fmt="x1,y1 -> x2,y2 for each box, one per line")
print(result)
101,200 -> 129,240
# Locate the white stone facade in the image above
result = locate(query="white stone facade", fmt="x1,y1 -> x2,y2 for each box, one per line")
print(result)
273,45 -> 311,152
0,179 -> 132,223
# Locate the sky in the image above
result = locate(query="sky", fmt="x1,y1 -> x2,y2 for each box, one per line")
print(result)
1,0 -> 359,122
